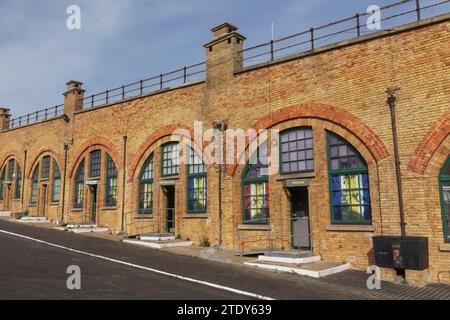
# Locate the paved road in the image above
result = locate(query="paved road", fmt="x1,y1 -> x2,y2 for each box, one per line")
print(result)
0,220 -> 449,300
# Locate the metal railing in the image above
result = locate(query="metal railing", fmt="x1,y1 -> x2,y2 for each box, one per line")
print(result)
8,104 -> 64,130
237,215 -> 313,256
238,0 -> 450,67
124,208 -> 178,237
82,62 -> 206,110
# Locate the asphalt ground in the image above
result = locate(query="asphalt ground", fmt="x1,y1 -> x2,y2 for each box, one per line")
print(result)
0,220 -> 449,300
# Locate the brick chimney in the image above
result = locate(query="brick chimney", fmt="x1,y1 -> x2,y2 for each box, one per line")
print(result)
0,108 -> 11,131
63,80 -> 85,119
204,23 -> 246,90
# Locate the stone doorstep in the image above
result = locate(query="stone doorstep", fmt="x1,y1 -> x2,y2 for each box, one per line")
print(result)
244,260 -> 351,279
66,224 -> 97,228
0,212 -> 11,217
122,239 -> 193,249
258,254 -> 321,265
17,216 -> 48,223
140,235 -> 176,241
68,227 -> 109,234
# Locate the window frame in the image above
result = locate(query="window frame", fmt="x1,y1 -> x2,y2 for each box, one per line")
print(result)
187,148 -> 207,214
7,159 -> 15,181
439,156 -> 450,243
138,155 -> 154,215
30,165 -> 39,205
279,127 -> 315,175
89,150 -> 102,178
51,159 -> 61,203
326,132 -> 372,225
161,142 -> 179,177
242,144 -> 270,225
14,164 -> 22,200
73,159 -> 85,209
104,154 -> 118,207
41,156 -> 51,180
0,168 -> 5,201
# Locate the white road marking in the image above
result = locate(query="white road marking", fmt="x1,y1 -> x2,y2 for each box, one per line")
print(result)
0,229 -> 275,300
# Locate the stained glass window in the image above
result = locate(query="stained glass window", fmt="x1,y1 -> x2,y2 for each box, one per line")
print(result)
243,142 -> 269,224
327,132 -> 371,224
188,149 -> 207,213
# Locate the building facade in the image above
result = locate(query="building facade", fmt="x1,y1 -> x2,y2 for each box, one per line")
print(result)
0,11 -> 449,285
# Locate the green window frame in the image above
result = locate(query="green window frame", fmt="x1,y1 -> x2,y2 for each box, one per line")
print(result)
105,154 -> 118,207
89,150 -> 102,178
161,142 -> 179,176
15,164 -> 22,200
7,159 -> 15,181
280,127 -> 314,174
30,165 -> 39,204
41,156 -> 51,180
73,159 -> 85,209
0,168 -> 5,201
138,155 -> 154,214
242,142 -> 269,224
327,132 -> 372,224
52,160 -> 61,203
187,149 -> 207,213
439,156 -> 450,242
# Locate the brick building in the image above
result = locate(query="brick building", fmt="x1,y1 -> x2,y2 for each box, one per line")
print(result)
0,4 -> 449,285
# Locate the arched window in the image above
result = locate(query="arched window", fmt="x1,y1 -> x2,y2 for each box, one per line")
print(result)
139,155 -> 154,214
15,164 -> 22,200
242,142 -> 269,224
327,132 -> 371,224
187,148 -> 207,213
30,165 -> 39,204
51,159 -> 61,203
7,159 -> 15,180
73,160 -> 85,209
0,167 -> 5,201
439,156 -> 450,242
105,154 -> 118,207
161,142 -> 179,176
280,127 -> 314,174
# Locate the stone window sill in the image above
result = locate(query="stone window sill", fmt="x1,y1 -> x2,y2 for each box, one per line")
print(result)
326,224 -> 375,232
134,215 -> 153,219
182,213 -> 209,219
71,208 -> 83,213
439,243 -> 450,252
101,206 -> 117,211
238,224 -> 271,231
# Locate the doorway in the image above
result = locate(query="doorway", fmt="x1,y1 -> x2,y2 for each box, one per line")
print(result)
290,187 -> 311,250
5,184 -> 12,212
89,185 -> 98,224
39,185 -> 48,217
164,186 -> 175,234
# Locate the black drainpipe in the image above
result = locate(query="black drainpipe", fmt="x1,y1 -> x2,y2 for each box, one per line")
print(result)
387,88 -> 406,237
61,143 -> 69,222
121,135 -> 128,232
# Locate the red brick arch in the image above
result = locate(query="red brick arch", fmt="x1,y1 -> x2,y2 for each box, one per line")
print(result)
68,136 -> 122,179
408,110 -> 450,175
26,147 -> 63,178
128,124 -> 210,179
0,152 -> 23,174
227,102 -> 390,176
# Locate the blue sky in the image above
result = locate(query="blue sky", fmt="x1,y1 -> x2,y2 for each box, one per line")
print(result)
0,0 -> 424,116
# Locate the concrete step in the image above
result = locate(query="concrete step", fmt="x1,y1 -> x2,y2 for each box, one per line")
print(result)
264,250 -> 312,258
258,254 -> 321,265
244,260 -> 351,278
66,223 -> 97,228
139,233 -> 175,241
18,216 -> 48,223
67,227 -> 109,234
123,239 -> 193,249
0,211 -> 11,217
